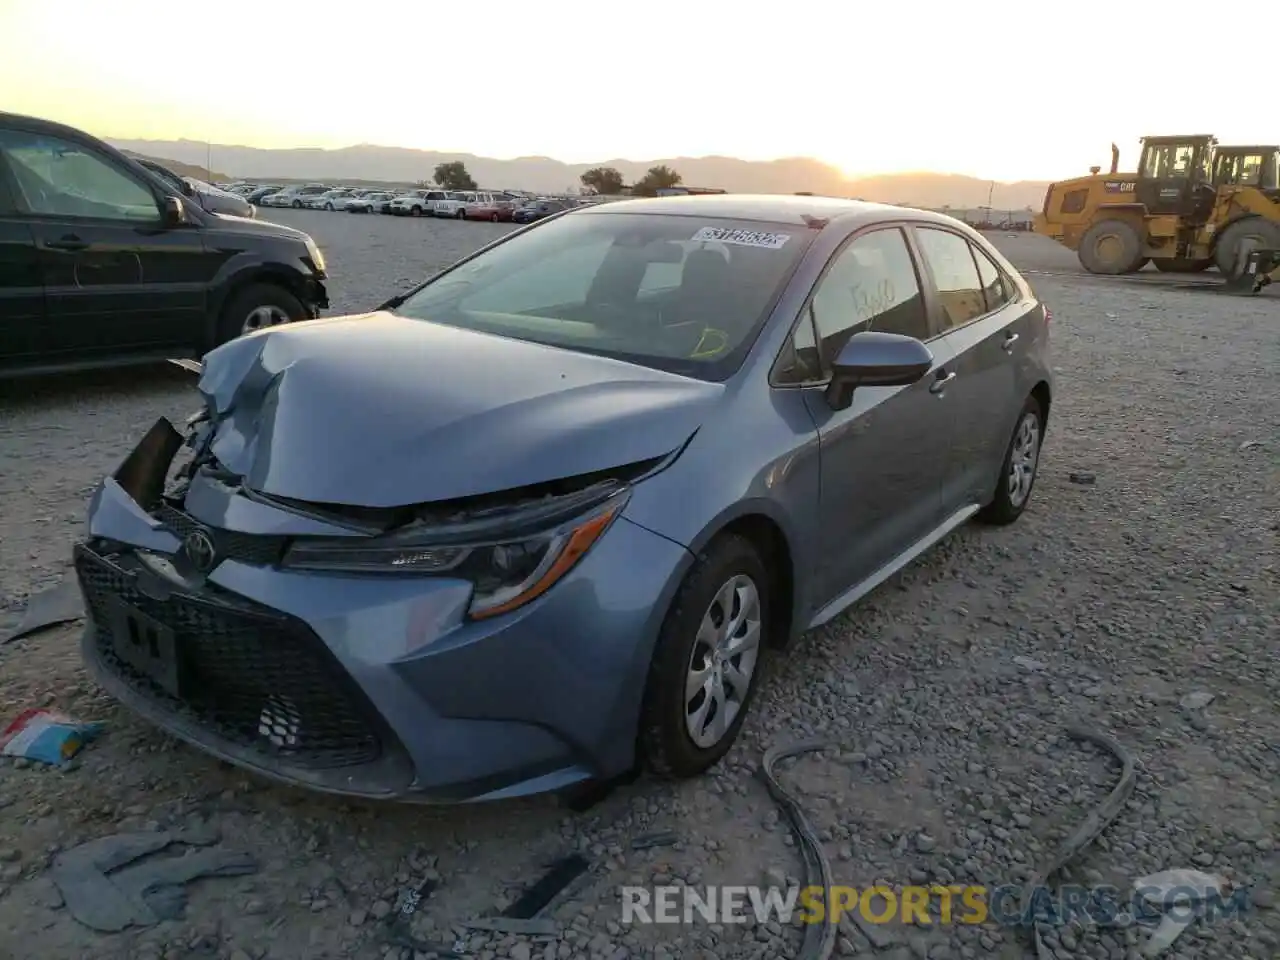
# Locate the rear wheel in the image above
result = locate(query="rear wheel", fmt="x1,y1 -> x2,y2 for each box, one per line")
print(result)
976,394 -> 1044,526
1154,258 -> 1212,273
291,199 -> 302,208
213,283 -> 307,350
455,208 -> 466,219
490,212 -> 500,222
324,202 -> 334,211
1078,219 -> 1145,274
639,535 -> 770,779
1213,217 -> 1280,277
410,206 -> 422,217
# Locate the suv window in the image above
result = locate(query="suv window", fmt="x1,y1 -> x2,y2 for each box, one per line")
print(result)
0,129 -> 159,222
970,243 -> 1013,312
915,227 -> 986,329
807,227 -> 931,366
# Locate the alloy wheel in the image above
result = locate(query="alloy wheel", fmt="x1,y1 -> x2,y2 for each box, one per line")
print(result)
1008,412 -> 1041,507
241,304 -> 291,335
684,575 -> 761,749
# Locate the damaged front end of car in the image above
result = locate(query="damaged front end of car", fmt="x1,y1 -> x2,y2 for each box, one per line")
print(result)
74,351 -> 694,801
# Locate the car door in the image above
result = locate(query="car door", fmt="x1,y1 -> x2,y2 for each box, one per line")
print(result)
782,225 -> 957,608
911,225 -> 1025,511
0,159 -> 46,365
0,126 -> 211,358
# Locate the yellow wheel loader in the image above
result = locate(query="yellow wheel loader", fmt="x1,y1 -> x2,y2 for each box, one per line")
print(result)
1033,136 -> 1279,293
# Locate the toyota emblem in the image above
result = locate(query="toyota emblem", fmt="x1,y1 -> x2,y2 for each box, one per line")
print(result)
183,528 -> 217,573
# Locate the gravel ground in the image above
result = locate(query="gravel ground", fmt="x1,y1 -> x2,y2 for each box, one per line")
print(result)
0,211 -> 1277,960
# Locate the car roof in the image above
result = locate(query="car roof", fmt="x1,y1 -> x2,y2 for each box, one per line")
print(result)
576,193 -> 963,229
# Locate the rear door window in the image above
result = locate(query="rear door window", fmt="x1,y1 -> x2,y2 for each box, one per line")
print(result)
914,227 -> 987,330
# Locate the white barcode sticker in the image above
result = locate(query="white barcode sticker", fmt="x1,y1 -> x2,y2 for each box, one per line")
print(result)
690,226 -> 791,249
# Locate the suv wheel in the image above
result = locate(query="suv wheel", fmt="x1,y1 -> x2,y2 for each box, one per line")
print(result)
410,206 -> 422,216
455,208 -> 466,219
639,534 -> 769,779
977,394 -> 1044,525
214,283 -> 307,349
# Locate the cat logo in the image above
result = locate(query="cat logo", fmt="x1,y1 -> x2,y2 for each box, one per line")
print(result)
1103,181 -> 1136,194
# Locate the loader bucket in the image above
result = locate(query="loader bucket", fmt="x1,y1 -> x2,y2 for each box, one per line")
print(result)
1222,247 -> 1278,294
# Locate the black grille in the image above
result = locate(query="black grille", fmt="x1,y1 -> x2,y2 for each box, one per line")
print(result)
155,503 -> 287,567
75,545 -> 383,769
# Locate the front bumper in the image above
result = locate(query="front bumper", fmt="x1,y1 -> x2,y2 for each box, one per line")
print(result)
74,425 -> 691,802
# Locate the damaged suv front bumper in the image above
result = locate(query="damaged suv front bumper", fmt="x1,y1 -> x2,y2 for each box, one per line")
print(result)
76,418 -> 691,802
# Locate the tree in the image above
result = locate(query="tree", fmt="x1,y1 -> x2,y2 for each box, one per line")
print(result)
433,161 -> 478,191
580,166 -> 625,195
630,165 -> 682,197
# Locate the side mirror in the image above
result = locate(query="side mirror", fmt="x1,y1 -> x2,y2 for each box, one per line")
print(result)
162,196 -> 188,227
825,331 -> 934,411
180,180 -> 195,197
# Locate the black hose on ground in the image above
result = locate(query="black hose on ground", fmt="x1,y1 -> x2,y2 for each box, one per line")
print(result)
758,724 -> 1136,960
1020,724 -> 1137,960
759,738 -> 840,960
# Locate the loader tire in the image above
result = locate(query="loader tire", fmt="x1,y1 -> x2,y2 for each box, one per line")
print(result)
1079,219 -> 1145,275
1213,218 -> 1280,278
1154,258 -> 1212,273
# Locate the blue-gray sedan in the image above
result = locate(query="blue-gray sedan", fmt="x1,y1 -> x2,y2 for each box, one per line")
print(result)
74,195 -> 1053,803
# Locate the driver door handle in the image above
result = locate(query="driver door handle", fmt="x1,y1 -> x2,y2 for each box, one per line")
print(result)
1003,332 -> 1020,352
45,235 -> 89,252
929,370 -> 957,395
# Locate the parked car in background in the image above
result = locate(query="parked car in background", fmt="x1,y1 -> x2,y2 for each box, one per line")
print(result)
389,189 -> 448,217
463,193 -> 516,222
0,111 -> 329,377
302,188 -> 358,211
262,185 -> 329,208
132,158 -> 257,219
512,198 -> 569,223
346,191 -> 394,213
432,191 -> 477,219
70,194 -> 1051,803
245,185 -> 281,203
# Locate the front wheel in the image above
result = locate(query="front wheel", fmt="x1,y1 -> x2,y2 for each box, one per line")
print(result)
1213,217 -> 1280,277
291,199 -> 302,208
977,394 -> 1044,526
410,206 -> 422,217
455,209 -> 466,220
213,283 -> 307,350
639,535 -> 770,779
490,212 -> 500,222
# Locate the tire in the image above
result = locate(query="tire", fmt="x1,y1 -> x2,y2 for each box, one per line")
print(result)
1153,258 -> 1212,273
291,199 -> 302,208
1213,217 -> 1280,277
639,534 -> 770,779
1078,219 -> 1145,274
490,212 -> 500,222
410,206 -> 422,217
976,394 -> 1044,526
455,209 -> 466,219
324,202 -> 334,211
213,283 -> 307,349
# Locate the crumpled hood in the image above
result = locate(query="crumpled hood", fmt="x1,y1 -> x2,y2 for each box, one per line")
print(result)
196,312 -> 722,508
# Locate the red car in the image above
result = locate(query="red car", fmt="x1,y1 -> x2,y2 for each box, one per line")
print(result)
463,194 -> 517,222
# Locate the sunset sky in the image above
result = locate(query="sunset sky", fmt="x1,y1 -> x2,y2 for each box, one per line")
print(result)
0,0 -> 1264,183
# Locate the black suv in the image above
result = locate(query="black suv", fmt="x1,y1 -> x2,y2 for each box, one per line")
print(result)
0,112 -> 328,378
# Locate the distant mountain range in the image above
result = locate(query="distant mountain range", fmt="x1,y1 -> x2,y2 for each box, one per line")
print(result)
118,149 -> 230,183
107,138 -> 1049,210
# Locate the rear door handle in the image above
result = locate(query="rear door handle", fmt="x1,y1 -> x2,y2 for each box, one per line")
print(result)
45,235 -> 88,251
929,370 -> 957,395
1002,332 -> 1020,352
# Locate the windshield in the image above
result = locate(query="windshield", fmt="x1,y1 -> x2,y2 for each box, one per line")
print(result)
390,212 -> 811,380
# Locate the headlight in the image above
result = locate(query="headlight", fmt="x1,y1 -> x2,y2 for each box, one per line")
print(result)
281,488 -> 628,619
304,237 -> 326,274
